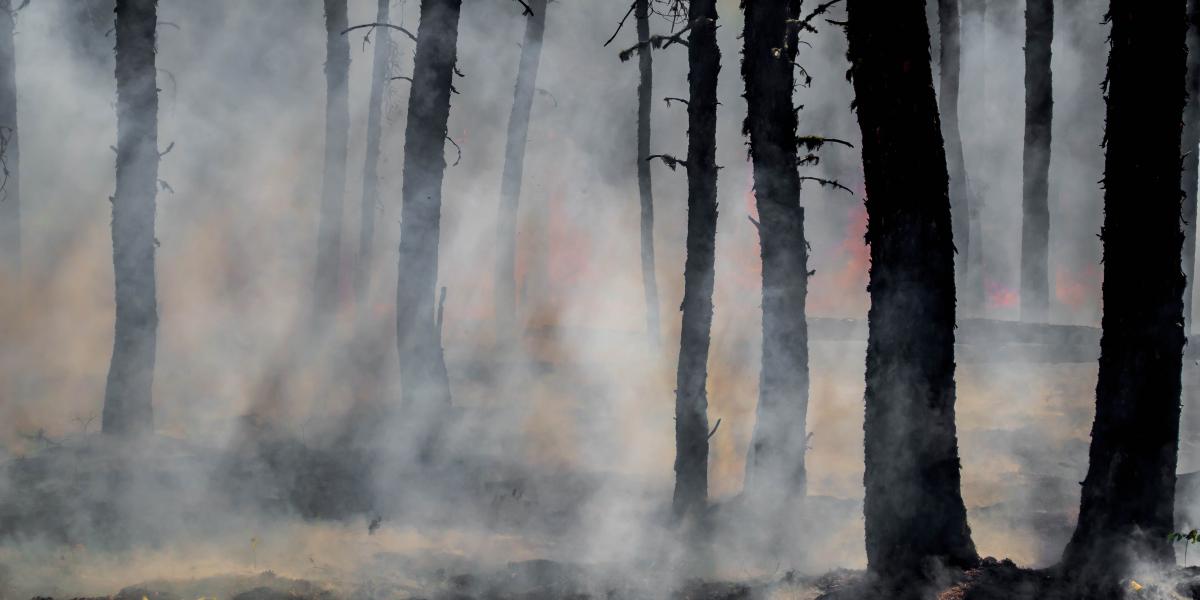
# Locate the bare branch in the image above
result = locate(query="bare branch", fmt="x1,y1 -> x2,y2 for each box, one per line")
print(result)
390,75 -> 414,84
603,0 -> 638,47
445,136 -> 462,167
663,96 -> 689,107
707,418 -> 722,440
796,135 -> 854,151
647,153 -> 687,170
798,176 -> 854,195
618,18 -> 712,62
512,0 -> 534,16
341,22 -> 418,44
158,141 -> 175,157
536,87 -> 559,107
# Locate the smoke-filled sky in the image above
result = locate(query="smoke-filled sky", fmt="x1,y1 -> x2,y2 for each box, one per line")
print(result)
2,0 -> 1195,597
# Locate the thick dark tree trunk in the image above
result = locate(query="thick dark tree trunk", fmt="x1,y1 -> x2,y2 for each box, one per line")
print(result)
313,0 -> 349,325
0,0 -> 18,279
845,0 -> 978,585
671,0 -> 719,522
1020,0 -> 1053,323
355,0 -> 390,312
1060,0 -> 1186,590
397,0 -> 460,459
636,0 -> 660,346
741,0 -> 808,507
938,0 -> 972,316
494,0 -> 548,345
1183,0 -> 1200,332
103,0 -> 159,437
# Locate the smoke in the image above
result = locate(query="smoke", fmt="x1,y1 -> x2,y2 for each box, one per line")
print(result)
0,0 -> 1190,597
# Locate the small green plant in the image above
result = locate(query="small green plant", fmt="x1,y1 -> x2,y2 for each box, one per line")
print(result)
1168,529 -> 1200,566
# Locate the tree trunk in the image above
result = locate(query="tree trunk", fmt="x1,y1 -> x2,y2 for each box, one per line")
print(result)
350,0 -> 392,415
671,0 -> 719,522
397,0 -> 460,459
355,0 -> 390,312
741,0 -> 808,507
636,0 -> 660,346
313,0 -> 349,325
845,0 -> 978,584
103,0 -> 159,437
0,0 -> 18,280
494,0 -> 548,345
1060,0 -> 1186,589
1183,0 -> 1200,332
1020,0 -> 1053,323
939,0 -> 972,318
961,0 -> 985,315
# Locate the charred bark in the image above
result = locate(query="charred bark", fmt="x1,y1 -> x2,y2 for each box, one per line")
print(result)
1060,0 -> 1187,590
313,0 -> 350,326
1020,0 -> 1053,322
355,0 -> 390,312
396,0 -> 460,459
741,0 -> 809,507
938,0 -> 972,318
845,0 -> 978,584
1183,0 -> 1199,331
0,0 -> 18,279
494,0 -> 548,345
103,0 -> 159,437
671,0 -> 719,522
636,0 -> 660,346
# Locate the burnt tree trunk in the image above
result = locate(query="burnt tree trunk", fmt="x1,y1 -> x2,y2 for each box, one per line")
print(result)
313,0 -> 349,325
845,0 -> 978,584
0,0 -> 18,279
1020,0 -> 1053,322
671,0 -> 719,522
1183,0 -> 1199,331
1060,0 -> 1186,589
350,0 -> 392,413
961,0 -> 985,314
636,0 -> 660,345
355,0 -> 390,312
741,0 -> 809,507
938,0 -> 972,316
494,0 -> 548,345
103,0 -> 159,437
397,0 -> 460,459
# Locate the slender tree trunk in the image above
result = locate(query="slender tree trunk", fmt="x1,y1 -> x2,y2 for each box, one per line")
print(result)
1020,0 -> 1053,322
636,0 -> 660,346
103,0 -> 159,437
397,0 -> 460,459
494,0 -> 548,345
0,0 -> 18,280
350,0 -> 392,416
961,0 -> 985,314
741,0 -> 808,507
355,0 -> 390,312
671,0 -> 719,522
1060,0 -> 1186,589
1182,0 -> 1200,332
845,0 -> 978,585
939,0 -> 971,316
313,0 -> 349,325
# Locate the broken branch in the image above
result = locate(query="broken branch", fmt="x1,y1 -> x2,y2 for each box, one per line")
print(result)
341,23 -> 418,44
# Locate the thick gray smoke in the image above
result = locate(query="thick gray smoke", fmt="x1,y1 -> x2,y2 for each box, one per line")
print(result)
0,0 -> 1192,597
